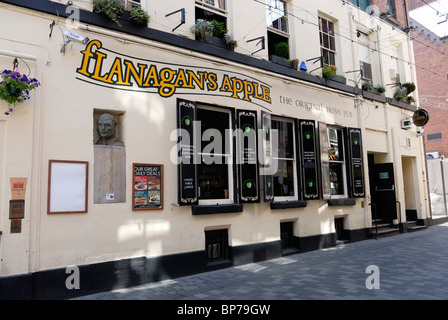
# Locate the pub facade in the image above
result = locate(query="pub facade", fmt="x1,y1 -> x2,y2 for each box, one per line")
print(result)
0,0 -> 431,299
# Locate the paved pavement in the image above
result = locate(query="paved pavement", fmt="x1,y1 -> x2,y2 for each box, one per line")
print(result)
73,221 -> 448,300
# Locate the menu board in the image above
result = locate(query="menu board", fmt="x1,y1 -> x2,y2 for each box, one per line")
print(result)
299,120 -> 319,199
132,163 -> 163,210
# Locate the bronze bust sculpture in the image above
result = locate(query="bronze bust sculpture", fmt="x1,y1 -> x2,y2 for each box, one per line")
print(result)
95,113 -> 124,147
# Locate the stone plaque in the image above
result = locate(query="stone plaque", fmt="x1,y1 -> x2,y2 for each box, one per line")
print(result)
9,200 -> 25,219
94,145 -> 126,204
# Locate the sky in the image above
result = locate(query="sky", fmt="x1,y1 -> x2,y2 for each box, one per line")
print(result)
410,0 -> 448,38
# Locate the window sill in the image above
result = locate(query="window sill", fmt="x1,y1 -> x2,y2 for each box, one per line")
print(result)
192,203 -> 243,215
270,200 -> 307,210
327,198 -> 356,206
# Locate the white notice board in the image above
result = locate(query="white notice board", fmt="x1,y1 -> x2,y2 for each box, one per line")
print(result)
48,160 -> 88,214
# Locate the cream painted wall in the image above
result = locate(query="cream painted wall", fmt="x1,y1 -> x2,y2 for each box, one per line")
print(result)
0,1 -> 427,276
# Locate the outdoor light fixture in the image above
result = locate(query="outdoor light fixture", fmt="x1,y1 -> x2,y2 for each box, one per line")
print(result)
246,36 -> 265,55
165,8 -> 185,32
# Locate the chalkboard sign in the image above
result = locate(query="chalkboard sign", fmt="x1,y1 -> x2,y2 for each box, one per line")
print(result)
237,109 -> 259,203
299,119 -> 319,199
348,128 -> 365,198
132,163 -> 163,210
177,98 -> 198,205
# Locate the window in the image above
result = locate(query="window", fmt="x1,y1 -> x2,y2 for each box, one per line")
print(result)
358,32 -> 373,81
349,0 -> 370,11
386,0 -> 394,15
328,127 -> 347,197
272,117 -> 298,201
197,106 -> 234,204
266,0 -> 288,33
319,17 -> 336,66
427,131 -> 442,142
122,0 -> 140,10
266,0 -> 289,59
205,229 -> 230,263
197,0 -> 226,11
195,0 -> 227,40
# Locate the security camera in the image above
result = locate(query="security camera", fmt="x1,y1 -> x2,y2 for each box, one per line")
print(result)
61,29 -> 89,52
63,29 -> 89,44
416,128 -> 424,136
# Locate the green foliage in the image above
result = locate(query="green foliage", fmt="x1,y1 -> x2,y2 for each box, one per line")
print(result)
362,81 -> 373,91
375,84 -> 386,93
0,69 -> 40,115
224,33 -> 238,49
191,19 -> 214,39
93,0 -> 125,26
393,88 -> 407,101
130,7 -> 150,26
402,82 -> 416,95
210,20 -> 226,38
273,42 -> 289,59
322,65 -> 337,79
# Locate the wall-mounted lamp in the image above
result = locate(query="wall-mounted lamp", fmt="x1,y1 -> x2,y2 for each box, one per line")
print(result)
165,8 -> 185,32
246,36 -> 265,55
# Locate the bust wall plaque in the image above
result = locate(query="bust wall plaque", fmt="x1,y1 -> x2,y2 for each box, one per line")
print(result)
94,112 -> 126,204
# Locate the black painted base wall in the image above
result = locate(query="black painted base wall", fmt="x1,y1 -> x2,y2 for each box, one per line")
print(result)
0,228 -> 371,300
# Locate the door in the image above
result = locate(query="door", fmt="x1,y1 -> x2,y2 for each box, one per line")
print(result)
371,162 -> 397,221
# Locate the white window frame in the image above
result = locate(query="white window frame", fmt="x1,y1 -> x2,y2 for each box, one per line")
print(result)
197,105 -> 234,205
272,116 -> 298,202
327,126 -> 348,199
319,16 -> 336,66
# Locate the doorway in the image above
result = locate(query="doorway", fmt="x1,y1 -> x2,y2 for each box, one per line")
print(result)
368,154 -> 397,223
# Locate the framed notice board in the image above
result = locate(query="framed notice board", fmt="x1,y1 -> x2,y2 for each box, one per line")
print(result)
48,160 -> 89,214
132,163 -> 163,210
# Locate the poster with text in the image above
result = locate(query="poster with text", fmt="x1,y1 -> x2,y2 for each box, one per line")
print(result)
133,164 -> 163,210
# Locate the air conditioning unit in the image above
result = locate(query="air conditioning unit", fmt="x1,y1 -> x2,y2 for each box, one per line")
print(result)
401,118 -> 412,130
427,152 -> 441,159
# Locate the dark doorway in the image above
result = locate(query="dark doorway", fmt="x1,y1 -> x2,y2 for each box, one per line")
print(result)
368,155 -> 397,222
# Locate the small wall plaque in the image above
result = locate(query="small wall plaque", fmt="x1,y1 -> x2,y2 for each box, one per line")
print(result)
9,200 -> 25,219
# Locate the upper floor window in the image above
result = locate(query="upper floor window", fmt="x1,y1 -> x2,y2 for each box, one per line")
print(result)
386,0 -> 395,15
123,0 -> 141,9
266,0 -> 288,33
197,0 -> 226,11
349,0 -> 370,11
319,17 -> 336,66
358,31 -> 373,81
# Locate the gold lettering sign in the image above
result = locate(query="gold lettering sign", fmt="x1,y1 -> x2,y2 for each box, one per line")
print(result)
76,40 -> 271,107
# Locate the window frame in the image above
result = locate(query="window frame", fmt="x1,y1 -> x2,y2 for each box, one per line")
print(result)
319,16 -> 336,66
196,104 -> 235,206
327,126 -> 348,199
271,116 -> 299,202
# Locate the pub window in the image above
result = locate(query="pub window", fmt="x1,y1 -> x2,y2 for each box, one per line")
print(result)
197,105 -> 234,205
205,229 -> 230,263
328,127 -> 348,198
319,16 -> 336,66
272,117 -> 298,201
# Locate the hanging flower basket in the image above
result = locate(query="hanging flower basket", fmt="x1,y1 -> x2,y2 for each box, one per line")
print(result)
0,69 -> 40,115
